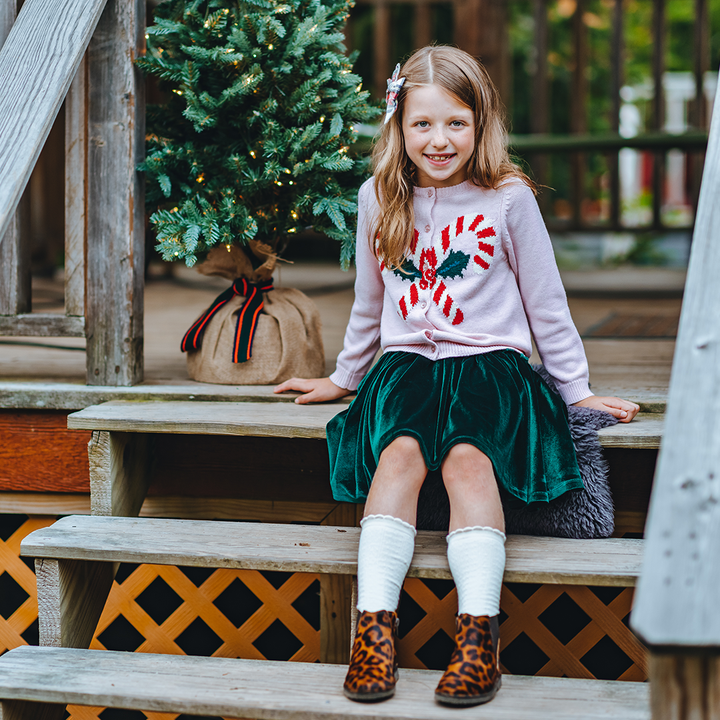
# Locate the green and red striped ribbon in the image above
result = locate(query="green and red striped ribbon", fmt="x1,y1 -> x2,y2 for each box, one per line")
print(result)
181,277 -> 273,363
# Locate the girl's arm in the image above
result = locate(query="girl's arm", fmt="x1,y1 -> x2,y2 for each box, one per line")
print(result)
274,180 -> 384,403
505,185 -> 639,421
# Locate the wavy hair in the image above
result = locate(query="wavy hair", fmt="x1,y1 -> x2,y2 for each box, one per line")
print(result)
371,46 -> 535,270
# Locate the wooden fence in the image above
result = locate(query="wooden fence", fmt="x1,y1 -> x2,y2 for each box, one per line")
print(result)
0,0 -> 144,385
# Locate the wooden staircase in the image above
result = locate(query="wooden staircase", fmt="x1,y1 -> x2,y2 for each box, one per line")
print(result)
0,399 -> 657,718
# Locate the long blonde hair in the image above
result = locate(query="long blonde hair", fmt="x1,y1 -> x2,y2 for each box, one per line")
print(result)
371,46 -> 535,270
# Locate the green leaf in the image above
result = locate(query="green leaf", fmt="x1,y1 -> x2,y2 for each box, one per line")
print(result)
436,250 -> 470,279
392,258 -> 422,281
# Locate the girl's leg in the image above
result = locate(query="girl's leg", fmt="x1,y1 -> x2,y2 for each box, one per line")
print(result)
435,444 -> 505,707
357,436 -> 426,613
344,437 -> 426,703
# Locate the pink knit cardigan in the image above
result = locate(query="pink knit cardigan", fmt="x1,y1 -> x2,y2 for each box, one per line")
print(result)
329,178 -> 593,406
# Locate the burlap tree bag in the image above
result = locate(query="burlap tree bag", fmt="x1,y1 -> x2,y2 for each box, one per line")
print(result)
184,244 -> 325,385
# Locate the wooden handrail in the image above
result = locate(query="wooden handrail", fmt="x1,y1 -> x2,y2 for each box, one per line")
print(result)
0,0 -> 107,243
631,70 -> 720,649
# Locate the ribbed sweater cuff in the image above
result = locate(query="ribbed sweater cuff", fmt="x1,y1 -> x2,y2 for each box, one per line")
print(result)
557,379 -> 594,405
328,368 -> 360,392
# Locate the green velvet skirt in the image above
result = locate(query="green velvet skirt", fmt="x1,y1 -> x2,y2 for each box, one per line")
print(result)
326,349 -> 583,505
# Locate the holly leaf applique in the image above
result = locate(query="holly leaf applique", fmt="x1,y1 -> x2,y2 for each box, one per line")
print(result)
436,250 -> 469,279
392,258 -> 422,281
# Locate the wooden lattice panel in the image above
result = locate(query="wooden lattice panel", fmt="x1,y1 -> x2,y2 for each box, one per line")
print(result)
0,515 -> 56,654
397,578 -> 648,681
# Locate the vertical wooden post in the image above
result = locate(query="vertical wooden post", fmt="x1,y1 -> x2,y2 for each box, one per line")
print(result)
374,1 -> 390,99
531,0 -> 549,213
570,0 -> 588,229
651,0 -> 665,230
319,502 -> 359,664
0,0 -> 30,318
85,0 -> 145,385
649,652 -> 720,719
609,0 -> 624,229
65,54 -> 88,318
689,0 -> 709,216
414,0 -> 432,50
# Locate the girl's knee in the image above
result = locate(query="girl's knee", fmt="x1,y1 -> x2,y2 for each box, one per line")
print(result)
381,436 -> 424,465
442,444 -> 495,488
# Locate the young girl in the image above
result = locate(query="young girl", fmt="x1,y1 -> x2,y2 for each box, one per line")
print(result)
275,45 -> 639,707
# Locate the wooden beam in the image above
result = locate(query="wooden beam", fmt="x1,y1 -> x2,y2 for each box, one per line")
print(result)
0,0 -> 107,243
64,53 -> 87,318
631,76 -> 720,648
373,1 -> 389,99
0,314 -> 85,336
651,0 -> 666,229
88,430 -> 152,516
85,0 -> 145,385
413,0 -> 431,50
648,653 -> 720,720
570,0 -> 588,228
608,0 -> 624,228
0,190 -> 31,317
35,557 -> 115,649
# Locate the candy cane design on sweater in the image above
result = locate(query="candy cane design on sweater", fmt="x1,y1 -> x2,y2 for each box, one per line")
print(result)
383,214 -> 497,326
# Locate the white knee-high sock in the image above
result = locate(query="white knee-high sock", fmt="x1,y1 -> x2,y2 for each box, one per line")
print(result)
356,515 -> 417,613
447,526 -> 506,617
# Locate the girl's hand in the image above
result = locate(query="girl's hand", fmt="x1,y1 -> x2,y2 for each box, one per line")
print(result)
572,396 -> 640,423
273,377 -> 351,404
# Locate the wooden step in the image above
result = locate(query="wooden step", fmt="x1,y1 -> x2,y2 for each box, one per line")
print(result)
22,515 -> 643,587
0,645 -> 650,720
68,400 -> 664,448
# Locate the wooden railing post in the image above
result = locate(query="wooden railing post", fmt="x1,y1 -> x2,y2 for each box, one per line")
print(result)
85,0 -> 145,385
0,0 -> 30,318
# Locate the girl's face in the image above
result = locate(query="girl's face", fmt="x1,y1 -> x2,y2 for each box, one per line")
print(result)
402,84 -> 475,188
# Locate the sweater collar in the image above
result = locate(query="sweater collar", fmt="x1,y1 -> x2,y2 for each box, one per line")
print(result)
413,179 -> 474,198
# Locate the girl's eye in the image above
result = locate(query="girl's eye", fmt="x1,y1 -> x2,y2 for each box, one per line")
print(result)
451,120 -> 465,127
416,121 -> 429,127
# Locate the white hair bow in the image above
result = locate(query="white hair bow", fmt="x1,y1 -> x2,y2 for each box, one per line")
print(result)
384,63 -> 406,125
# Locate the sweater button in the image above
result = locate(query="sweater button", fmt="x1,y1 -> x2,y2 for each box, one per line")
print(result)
424,225 -> 431,233
427,189 -> 433,197
420,301 -> 427,309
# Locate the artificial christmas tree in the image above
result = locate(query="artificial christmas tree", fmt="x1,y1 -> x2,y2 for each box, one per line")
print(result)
137,0 -> 380,383
138,0 -> 379,269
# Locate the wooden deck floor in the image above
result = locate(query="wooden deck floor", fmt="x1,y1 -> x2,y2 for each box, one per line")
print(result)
0,264 -> 682,408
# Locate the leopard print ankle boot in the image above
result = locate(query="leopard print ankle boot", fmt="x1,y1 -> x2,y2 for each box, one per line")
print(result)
435,613 -> 501,706
343,609 -> 399,702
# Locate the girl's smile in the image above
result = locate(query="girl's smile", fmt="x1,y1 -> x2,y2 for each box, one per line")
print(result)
402,84 -> 475,188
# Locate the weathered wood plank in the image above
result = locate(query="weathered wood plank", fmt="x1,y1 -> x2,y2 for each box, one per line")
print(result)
64,53 -> 87,318
36,557 -> 115,649
21,515 -> 644,586
0,492 -> 340,522
0,190 -> 31,317
0,381 -> 356,411
648,653 -> 720,720
0,314 -> 85,336
631,74 -> 720,648
84,0 -> 144,385
0,646 -> 651,719
0,0 -> 107,241
67,401 -> 664,448
87,431 -> 151,516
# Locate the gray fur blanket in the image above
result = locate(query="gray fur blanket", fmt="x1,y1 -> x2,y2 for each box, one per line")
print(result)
416,365 -> 618,538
